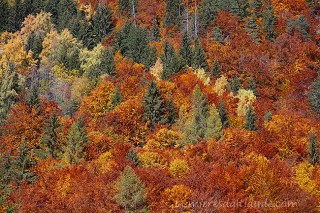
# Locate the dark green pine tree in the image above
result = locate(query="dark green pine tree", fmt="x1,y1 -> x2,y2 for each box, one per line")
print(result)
0,63 -> 20,123
248,76 -> 258,96
249,0 -> 262,16
244,105 -> 257,131
246,17 -> 260,42
179,32 -> 193,67
166,97 -> 176,128
92,6 -> 114,46
0,0 -> 9,32
143,81 -> 168,130
210,61 -> 222,78
192,85 -> 209,140
112,86 -> 122,108
308,76 -> 320,115
118,0 -> 131,15
192,39 -> 208,71
218,102 -> 229,128
35,114 -> 62,159
11,140 -> 37,185
309,132 -> 319,165
199,0 -> 218,29
150,19 -> 160,42
161,41 -> 183,80
0,154 -> 14,212
80,20 -> 96,50
24,32 -> 44,61
164,0 -> 182,27
62,119 -> 89,165
56,0 -> 78,31
262,5 -> 275,41
296,15 -> 310,39
230,0 -> 249,19
212,27 -> 225,43
26,86 -> 41,110
143,45 -> 158,71
263,111 -> 272,121
229,75 -> 241,94
127,147 -> 140,166
115,166 -> 148,212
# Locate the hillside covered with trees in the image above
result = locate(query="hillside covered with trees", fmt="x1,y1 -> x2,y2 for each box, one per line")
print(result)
1,0 -> 320,212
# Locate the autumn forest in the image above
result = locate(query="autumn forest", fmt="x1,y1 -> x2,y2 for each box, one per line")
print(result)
1,0 -> 320,212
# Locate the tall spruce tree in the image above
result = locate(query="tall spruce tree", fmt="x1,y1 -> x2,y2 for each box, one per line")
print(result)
199,0 -> 218,29
229,75 -> 241,94
24,32 -> 44,61
127,148 -> 140,166
244,105 -> 257,131
0,63 -> 21,123
246,17 -> 260,42
192,85 -> 209,140
112,86 -> 122,108
150,19 -> 160,42
115,166 -> 148,212
56,0 -> 78,31
143,81 -> 168,130
248,76 -> 258,96
192,39 -> 208,71
308,76 -> 320,115
210,61 -> 222,77
161,41 -> 183,80
164,0 -> 182,27
262,5 -> 275,41
61,119 -> 88,165
179,32 -> 193,67
212,27 -> 225,43
166,97 -> 176,128
218,102 -> 229,128
0,0 -> 9,32
35,114 -> 62,159
92,6 -> 114,46
309,132 -> 319,165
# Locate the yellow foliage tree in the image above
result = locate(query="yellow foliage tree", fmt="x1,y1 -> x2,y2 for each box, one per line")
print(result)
138,151 -> 167,168
162,185 -> 192,210
214,75 -> 228,96
236,89 -> 256,116
169,159 -> 189,178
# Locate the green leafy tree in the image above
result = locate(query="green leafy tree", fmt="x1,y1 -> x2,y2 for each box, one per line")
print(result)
179,32 -> 193,67
115,166 -> 148,212
218,102 -> 229,128
56,0 -> 78,31
192,40 -> 208,71
199,0 -> 218,29
0,0 -> 9,32
24,32 -> 44,61
143,81 -> 168,130
166,97 -> 176,128
309,132 -> 319,165
61,119 -> 88,165
244,105 -> 257,131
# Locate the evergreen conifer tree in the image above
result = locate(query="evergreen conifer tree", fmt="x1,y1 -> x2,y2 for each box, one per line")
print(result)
248,76 -> 258,96
150,19 -> 160,42
218,102 -> 229,128
262,5 -> 275,41
244,105 -> 257,131
192,40 -> 208,71
210,61 -> 222,77
112,87 -> 122,108
192,85 -> 209,140
0,63 -> 20,123
115,166 -> 148,212
229,75 -> 241,94
161,41 -> 183,80
127,148 -> 140,166
92,6 -> 114,46
35,114 -> 62,159
309,132 -> 319,165
212,27 -> 225,43
308,76 -> 320,115
164,0 -> 182,27
179,32 -> 193,67
61,119 -> 88,165
166,97 -> 176,128
143,81 -> 168,130
246,17 -> 260,42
